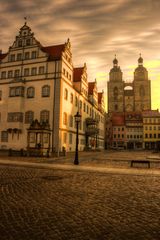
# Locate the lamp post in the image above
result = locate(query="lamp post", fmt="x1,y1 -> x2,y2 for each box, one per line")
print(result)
74,111 -> 81,165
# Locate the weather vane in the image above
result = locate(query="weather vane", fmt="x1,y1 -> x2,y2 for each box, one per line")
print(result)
24,17 -> 27,24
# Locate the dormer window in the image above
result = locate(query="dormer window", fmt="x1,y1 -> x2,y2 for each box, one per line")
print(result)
31,51 -> 37,59
17,53 -> 22,61
10,54 -> 15,62
26,39 -> 31,46
18,40 -> 22,47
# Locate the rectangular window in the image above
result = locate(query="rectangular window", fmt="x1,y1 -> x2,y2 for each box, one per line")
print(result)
39,66 -> 45,74
10,54 -> 15,62
26,39 -> 31,46
8,71 -> 13,78
1,131 -> 8,142
154,134 -> 156,138
145,133 -> 148,138
0,90 -> 2,101
24,68 -> 29,76
31,51 -> 37,59
31,68 -> 37,75
9,87 -> 24,97
17,53 -> 22,61
1,71 -> 6,79
8,112 -> 23,122
150,134 -> 152,138
14,69 -> 20,77
25,52 -> 30,60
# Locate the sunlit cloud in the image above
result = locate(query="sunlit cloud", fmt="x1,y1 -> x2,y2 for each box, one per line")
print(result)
0,0 -> 160,110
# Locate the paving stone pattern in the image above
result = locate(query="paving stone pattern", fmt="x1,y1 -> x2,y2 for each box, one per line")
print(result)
0,165 -> 160,240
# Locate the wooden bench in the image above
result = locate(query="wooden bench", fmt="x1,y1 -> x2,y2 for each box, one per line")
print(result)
130,160 -> 150,168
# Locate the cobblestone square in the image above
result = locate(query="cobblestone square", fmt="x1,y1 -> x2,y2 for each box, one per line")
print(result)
0,155 -> 160,240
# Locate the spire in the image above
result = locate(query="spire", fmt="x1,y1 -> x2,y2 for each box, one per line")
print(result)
138,53 -> 143,66
24,17 -> 27,25
113,54 -> 118,66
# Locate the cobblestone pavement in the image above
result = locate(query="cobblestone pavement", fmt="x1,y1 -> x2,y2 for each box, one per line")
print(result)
0,164 -> 160,240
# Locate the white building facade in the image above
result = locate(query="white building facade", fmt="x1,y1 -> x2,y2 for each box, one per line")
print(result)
0,23 -> 105,155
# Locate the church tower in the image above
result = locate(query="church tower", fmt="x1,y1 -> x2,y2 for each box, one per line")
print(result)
133,55 -> 151,111
108,56 -> 124,113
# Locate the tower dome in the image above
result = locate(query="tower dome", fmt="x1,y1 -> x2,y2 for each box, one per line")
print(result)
138,54 -> 143,66
109,55 -> 123,82
134,54 -> 148,81
113,56 -> 118,65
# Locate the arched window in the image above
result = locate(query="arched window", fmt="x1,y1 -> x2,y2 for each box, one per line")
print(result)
40,110 -> 49,123
75,96 -> 78,106
139,85 -> 145,97
42,85 -> 50,97
25,111 -> 34,124
69,115 -> 73,127
64,88 -> 68,100
27,87 -> 35,98
63,112 -> 67,125
70,93 -> 73,103
113,87 -> 118,101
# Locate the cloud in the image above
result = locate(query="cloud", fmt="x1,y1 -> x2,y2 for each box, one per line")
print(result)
0,0 -> 160,110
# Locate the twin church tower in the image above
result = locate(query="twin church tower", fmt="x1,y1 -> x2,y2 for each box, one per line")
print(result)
108,55 -> 151,113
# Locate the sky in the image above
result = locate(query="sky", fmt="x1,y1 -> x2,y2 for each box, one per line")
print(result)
0,0 -> 160,111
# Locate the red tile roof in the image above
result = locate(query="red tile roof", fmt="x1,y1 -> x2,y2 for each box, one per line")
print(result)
112,113 -> 125,126
98,92 -> 103,104
73,67 -> 83,82
41,44 -> 65,60
88,82 -> 95,94
0,53 -> 7,61
142,109 -> 160,117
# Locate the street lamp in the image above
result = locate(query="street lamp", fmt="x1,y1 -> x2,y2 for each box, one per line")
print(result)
74,111 -> 81,165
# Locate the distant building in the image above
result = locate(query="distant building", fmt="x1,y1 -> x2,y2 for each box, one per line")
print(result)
142,110 -> 160,150
107,55 -> 151,113
0,23 -> 105,155
105,55 -> 160,150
